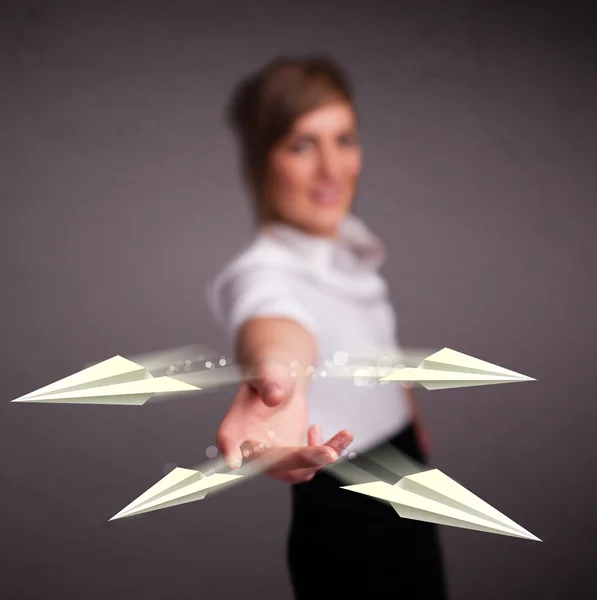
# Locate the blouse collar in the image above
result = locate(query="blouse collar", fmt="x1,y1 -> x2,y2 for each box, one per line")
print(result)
259,213 -> 388,300
261,213 -> 385,269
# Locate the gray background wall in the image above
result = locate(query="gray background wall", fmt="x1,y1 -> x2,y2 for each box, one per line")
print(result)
1,1 -> 596,598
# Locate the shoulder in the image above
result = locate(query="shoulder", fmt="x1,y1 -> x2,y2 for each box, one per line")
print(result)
209,235 -> 301,297
205,234 -> 313,332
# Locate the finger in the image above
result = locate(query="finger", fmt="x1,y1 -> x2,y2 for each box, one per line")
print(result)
216,429 -> 243,470
324,429 -> 354,458
249,359 -> 295,407
307,424 -> 322,446
217,384 -> 257,468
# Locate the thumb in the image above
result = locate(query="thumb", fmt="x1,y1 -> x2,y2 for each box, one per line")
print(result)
249,359 -> 296,407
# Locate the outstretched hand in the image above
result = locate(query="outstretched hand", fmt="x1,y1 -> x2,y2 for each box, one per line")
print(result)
216,359 -> 353,483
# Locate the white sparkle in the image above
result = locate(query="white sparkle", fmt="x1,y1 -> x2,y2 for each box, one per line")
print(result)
353,368 -> 370,387
376,355 -> 393,377
333,351 -> 349,366
205,445 -> 219,458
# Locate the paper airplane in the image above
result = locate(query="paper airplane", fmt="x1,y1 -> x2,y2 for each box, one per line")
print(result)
109,468 -> 243,520
380,348 -> 535,390
342,468 -> 540,541
11,355 -> 200,405
109,448 -> 308,521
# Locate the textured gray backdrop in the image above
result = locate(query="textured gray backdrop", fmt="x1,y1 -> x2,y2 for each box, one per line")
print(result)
1,1 -> 596,598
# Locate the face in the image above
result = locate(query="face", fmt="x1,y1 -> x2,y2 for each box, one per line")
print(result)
261,100 -> 362,237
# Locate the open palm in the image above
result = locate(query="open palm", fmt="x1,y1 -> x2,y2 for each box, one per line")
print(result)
216,365 -> 353,483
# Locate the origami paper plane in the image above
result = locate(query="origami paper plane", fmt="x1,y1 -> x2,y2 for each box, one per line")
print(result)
342,468 -> 540,541
380,347 -> 535,390
109,447 -> 311,521
109,468 -> 243,520
11,355 -> 200,405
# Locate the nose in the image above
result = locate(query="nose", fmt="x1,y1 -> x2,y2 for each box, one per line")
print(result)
316,145 -> 343,180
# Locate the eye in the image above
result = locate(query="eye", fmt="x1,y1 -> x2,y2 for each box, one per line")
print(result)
338,132 -> 359,147
288,138 -> 313,153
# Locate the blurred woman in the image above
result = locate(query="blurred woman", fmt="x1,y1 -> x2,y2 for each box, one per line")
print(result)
207,55 -> 447,599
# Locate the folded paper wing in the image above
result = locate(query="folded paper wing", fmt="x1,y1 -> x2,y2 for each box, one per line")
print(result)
419,347 -> 529,377
381,348 -> 535,390
106,343 -> 221,373
110,468 -> 243,520
342,469 -> 540,541
11,356 -> 200,405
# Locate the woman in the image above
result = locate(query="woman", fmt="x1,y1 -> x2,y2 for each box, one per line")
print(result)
207,55 -> 447,599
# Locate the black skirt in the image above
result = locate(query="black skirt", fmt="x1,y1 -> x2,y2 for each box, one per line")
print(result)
287,424 -> 448,599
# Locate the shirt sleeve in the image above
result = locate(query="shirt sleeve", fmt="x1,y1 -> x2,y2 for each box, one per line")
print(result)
207,264 -> 318,344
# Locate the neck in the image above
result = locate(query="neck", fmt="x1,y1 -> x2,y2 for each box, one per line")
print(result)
259,218 -> 341,240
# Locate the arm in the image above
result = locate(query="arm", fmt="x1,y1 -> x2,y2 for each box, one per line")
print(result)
209,266 -> 353,478
235,315 -> 318,404
209,263 -> 319,405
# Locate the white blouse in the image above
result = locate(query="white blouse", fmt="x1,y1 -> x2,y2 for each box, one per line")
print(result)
206,213 -> 411,455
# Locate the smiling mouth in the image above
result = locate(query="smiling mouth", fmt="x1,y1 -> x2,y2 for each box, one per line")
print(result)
310,187 -> 343,205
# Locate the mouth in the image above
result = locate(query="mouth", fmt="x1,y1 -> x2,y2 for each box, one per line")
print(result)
310,186 -> 344,206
